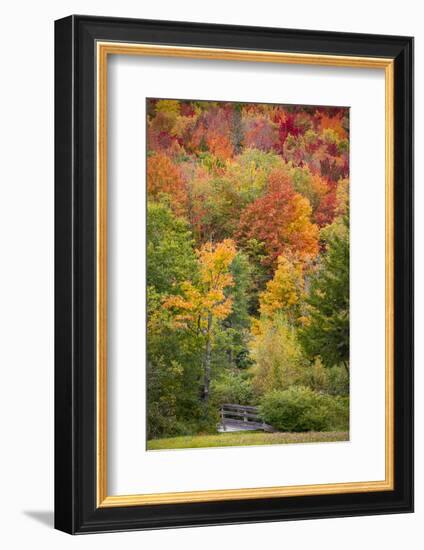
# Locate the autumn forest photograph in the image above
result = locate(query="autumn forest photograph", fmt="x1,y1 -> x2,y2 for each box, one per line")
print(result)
146,98 -> 350,451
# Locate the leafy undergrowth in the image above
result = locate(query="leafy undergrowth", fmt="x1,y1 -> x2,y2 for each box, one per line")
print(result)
147,431 -> 349,450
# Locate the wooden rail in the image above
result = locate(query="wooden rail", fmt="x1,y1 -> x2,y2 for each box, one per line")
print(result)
219,403 -> 275,432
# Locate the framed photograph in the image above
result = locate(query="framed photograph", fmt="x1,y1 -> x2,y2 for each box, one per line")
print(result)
54,15 -> 413,534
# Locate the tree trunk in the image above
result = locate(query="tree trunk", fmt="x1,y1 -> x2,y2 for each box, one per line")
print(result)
203,311 -> 212,404
232,105 -> 243,155
343,361 -> 349,376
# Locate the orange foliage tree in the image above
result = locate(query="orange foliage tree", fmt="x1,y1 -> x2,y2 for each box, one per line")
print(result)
237,168 -> 319,268
146,153 -> 187,215
318,111 -> 348,140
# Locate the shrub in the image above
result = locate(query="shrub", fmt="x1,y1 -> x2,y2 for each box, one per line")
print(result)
300,359 -> 349,397
211,370 -> 254,406
259,386 -> 349,432
172,410 -> 219,437
300,357 -> 329,393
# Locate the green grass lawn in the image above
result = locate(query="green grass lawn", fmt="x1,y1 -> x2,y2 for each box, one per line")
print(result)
147,431 -> 349,450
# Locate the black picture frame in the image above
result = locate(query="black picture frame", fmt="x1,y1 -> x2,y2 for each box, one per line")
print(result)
55,14 -> 414,534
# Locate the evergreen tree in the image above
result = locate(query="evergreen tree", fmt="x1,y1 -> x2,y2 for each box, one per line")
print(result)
300,214 -> 349,372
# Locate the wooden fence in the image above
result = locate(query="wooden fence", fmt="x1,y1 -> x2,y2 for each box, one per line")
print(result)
219,403 -> 275,432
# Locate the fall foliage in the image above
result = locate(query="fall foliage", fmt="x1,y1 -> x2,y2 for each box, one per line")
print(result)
163,239 -> 236,332
237,167 -> 319,267
146,98 -> 350,445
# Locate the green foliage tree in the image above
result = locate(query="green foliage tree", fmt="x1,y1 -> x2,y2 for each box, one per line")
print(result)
227,252 -> 252,329
206,251 -> 254,378
147,202 -> 197,294
300,213 -> 349,371
146,205 -> 206,438
147,356 -> 184,439
147,287 -> 205,438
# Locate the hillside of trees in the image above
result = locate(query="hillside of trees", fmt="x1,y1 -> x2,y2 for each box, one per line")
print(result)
146,98 -> 350,443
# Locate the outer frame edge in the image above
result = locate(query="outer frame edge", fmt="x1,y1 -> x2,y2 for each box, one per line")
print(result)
54,14 -> 77,535
54,15 -> 414,534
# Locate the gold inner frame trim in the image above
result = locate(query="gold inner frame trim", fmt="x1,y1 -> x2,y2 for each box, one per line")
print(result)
96,41 -> 395,508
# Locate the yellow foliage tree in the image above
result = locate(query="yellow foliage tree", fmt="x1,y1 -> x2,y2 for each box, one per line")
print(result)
250,313 -> 304,396
164,239 -> 237,402
258,254 -> 306,324
336,177 -> 349,216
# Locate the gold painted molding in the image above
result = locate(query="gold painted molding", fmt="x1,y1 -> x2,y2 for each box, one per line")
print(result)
96,41 -> 395,508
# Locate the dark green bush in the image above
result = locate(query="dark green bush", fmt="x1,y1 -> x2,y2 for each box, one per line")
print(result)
147,403 -> 219,439
259,386 -> 349,432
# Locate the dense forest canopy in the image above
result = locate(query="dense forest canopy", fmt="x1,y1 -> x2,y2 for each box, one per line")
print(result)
146,98 -> 350,441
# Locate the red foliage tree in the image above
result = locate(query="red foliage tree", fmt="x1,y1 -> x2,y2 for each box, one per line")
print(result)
243,115 -> 278,151
314,182 -> 338,227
